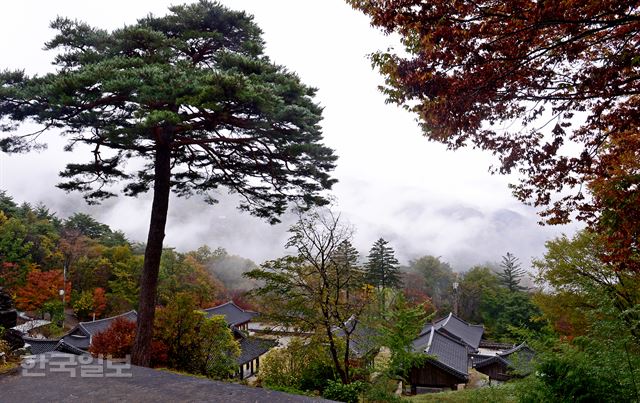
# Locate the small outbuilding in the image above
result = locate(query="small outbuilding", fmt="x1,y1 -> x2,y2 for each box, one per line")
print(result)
474,343 -> 535,382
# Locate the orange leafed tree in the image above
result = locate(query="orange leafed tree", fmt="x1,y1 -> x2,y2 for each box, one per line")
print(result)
90,317 -> 137,358
348,0 -> 639,221
90,317 -> 168,366
92,287 -> 107,318
349,1 -> 640,337
14,268 -> 69,311
345,1 -> 639,221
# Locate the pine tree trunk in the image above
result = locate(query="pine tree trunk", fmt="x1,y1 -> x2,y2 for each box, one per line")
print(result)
131,131 -> 172,366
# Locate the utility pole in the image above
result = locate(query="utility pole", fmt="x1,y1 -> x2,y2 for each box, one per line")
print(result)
60,261 -> 67,328
452,273 -> 459,316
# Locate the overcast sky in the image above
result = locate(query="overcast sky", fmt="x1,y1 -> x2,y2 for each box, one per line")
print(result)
0,0 -> 581,270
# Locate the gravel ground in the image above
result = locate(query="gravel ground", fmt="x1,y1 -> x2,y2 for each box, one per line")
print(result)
0,353 -> 332,403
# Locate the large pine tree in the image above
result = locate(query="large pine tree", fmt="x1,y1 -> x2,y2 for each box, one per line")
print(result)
365,238 -> 401,290
0,1 -> 336,365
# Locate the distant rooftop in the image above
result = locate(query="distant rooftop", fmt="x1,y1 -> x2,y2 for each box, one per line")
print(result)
203,301 -> 258,327
474,342 -> 535,375
23,337 -> 88,356
77,310 -> 138,337
237,338 -> 276,365
420,313 -> 484,350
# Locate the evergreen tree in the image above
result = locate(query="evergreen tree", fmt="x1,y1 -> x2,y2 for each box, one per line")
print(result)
330,240 -> 362,302
0,1 -> 336,365
331,240 -> 359,270
365,238 -> 401,290
497,253 -> 527,292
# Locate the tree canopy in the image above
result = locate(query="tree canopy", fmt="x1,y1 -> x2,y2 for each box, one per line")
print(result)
1,0 -> 336,216
348,0 -> 640,280
0,1 -> 337,365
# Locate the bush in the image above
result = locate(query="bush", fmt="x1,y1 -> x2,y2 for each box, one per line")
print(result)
517,348 -> 637,403
89,317 -> 168,366
90,318 -> 136,358
299,360 -> 337,392
259,337 -> 335,392
514,333 -> 640,403
153,293 -> 239,378
322,380 -> 364,403
364,376 -> 402,403
259,347 -> 300,388
41,300 -> 64,325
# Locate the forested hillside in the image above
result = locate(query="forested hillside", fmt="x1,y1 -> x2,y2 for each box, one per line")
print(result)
0,191 -> 256,334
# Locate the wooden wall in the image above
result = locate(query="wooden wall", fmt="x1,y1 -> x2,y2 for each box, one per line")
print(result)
409,361 -> 465,389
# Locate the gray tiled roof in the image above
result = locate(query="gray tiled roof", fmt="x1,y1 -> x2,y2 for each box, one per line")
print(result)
23,337 -> 60,355
56,340 -> 89,355
421,313 -> 484,350
474,343 -> 535,375
333,316 -> 380,358
475,343 -> 535,375
413,328 -> 469,380
23,337 -> 88,356
237,337 -> 276,365
203,302 -> 257,327
474,355 -> 509,368
61,332 -> 91,350
77,310 -> 138,337
500,342 -> 534,357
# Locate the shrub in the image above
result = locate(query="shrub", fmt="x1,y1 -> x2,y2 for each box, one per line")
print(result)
40,300 -> 64,325
90,318 -> 136,358
153,293 -> 239,378
259,337 -> 335,392
363,376 -> 402,403
299,360 -> 337,392
322,380 -> 364,403
90,317 -> 168,366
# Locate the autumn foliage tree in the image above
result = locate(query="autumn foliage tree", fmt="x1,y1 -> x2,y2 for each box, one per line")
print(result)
90,318 -> 137,358
348,1 -> 640,272
0,1 -> 337,365
90,317 -> 169,365
73,287 -> 108,320
15,268 -> 69,312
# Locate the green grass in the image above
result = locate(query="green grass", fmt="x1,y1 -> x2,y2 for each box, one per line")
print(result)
404,383 -> 517,403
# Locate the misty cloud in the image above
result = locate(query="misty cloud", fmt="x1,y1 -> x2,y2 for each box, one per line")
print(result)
0,0 -> 583,275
